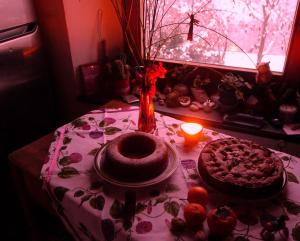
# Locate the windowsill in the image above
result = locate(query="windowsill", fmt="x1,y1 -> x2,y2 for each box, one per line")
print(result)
152,103 -> 300,142
158,58 -> 284,76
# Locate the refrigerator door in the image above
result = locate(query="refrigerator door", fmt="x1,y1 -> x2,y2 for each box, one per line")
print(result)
0,22 -> 37,43
0,0 -> 36,30
0,25 -> 42,92
0,1 -> 54,154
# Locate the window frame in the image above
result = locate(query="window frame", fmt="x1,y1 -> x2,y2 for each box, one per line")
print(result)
127,0 -> 300,85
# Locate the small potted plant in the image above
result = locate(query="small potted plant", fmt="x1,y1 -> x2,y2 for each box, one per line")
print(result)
105,59 -> 131,97
218,73 -> 252,112
191,74 -> 210,103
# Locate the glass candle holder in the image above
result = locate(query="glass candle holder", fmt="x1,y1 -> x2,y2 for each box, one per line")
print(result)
180,123 -> 203,145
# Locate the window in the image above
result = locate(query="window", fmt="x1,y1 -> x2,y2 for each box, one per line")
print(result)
146,0 -> 299,74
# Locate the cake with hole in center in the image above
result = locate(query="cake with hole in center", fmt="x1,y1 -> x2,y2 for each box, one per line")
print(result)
104,132 -> 168,181
198,138 -> 284,196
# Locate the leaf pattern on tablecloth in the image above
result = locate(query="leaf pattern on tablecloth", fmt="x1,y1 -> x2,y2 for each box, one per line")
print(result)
89,195 -> 105,211
69,152 -> 83,163
79,194 -> 93,207
88,148 -> 100,156
164,201 -> 180,217
63,136 -> 72,145
54,186 -> 69,202
71,183 -> 106,214
109,197 -> 135,233
110,200 -> 124,219
60,146 -> 67,150
283,200 -> 300,215
135,202 -> 147,214
40,107 -> 300,241
154,194 -> 168,206
59,156 -> 70,166
288,171 -> 299,183
58,167 -> 79,178
105,127 -> 122,135
71,118 -> 86,128
74,190 -> 84,197
292,223 -> 300,241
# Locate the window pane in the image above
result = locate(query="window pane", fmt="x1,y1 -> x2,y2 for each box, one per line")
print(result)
147,0 -> 299,73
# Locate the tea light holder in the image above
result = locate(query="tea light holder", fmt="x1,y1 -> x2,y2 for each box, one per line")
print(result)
180,122 -> 203,145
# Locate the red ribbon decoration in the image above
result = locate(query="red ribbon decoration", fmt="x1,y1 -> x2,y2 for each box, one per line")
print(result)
187,14 -> 195,41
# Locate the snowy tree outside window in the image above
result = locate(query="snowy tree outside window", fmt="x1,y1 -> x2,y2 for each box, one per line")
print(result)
146,0 -> 299,73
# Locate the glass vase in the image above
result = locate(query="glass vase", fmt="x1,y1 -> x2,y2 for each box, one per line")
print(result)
138,82 -> 156,133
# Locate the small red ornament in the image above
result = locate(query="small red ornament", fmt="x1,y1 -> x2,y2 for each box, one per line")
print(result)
187,14 -> 199,41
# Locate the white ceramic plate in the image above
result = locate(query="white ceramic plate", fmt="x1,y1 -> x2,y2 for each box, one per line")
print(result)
94,141 -> 179,188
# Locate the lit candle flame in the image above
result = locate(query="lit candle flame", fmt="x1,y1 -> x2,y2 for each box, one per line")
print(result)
181,123 -> 203,135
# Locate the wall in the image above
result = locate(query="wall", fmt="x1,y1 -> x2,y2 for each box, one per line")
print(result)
33,0 -> 123,120
63,0 -> 123,70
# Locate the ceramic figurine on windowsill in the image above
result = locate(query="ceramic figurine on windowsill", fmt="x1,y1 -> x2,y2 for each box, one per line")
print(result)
105,59 -> 131,97
246,62 -> 277,117
247,62 -> 295,119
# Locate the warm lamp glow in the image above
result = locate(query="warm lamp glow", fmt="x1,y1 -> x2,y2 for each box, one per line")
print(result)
181,123 -> 203,135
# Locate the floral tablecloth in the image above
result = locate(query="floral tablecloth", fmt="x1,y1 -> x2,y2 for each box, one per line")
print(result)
41,106 -> 300,241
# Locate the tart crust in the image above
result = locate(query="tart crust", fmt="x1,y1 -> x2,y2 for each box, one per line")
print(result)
198,138 -> 284,196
